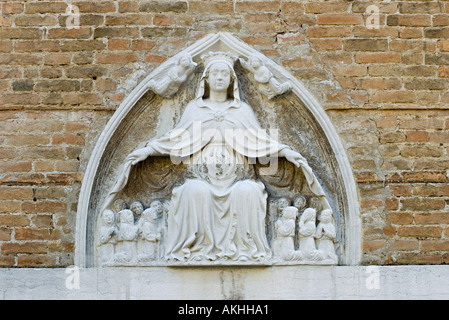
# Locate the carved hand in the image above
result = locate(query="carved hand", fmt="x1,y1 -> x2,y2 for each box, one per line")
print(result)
281,148 -> 308,168
126,146 -> 154,165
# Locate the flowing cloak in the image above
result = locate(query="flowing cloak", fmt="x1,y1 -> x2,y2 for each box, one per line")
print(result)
101,97 -> 326,213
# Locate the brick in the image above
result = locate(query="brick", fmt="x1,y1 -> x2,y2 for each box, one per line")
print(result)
12,81 -> 34,91
355,52 -> 401,64
144,53 -> 167,63
0,161 -> 32,173
15,228 -> 60,241
426,53 -> 449,65
387,14 -> 431,27
97,53 -> 138,64
0,186 -> 33,201
343,39 -> 388,51
389,240 -> 419,251
0,256 -> 15,267
236,1 -> 279,13
305,2 -> 348,13
140,1 -> 188,13
438,66 -> 449,78
108,39 -> 130,50
65,66 -> 108,79
422,241 -> 449,252
425,28 -> 449,39
73,1 -> 116,13
0,93 -> 40,105
353,26 -> 398,38
401,146 -> 443,158
119,1 -> 140,13
310,39 -> 342,51
400,198 -> 446,211
389,185 -> 412,197
414,212 -> 449,224
17,255 -> 57,267
406,131 -> 429,142
438,40 -> 449,52
0,214 -> 29,226
25,2 -> 68,14
0,228 -> 12,241
387,171 -> 447,183
370,91 -> 415,103
386,212 -> 413,225
397,226 -> 442,238
2,3 -> 24,14
31,215 -> 53,228
403,66 -> 437,77
22,201 -> 67,214
307,26 -> 353,38
47,27 -> 92,39
405,79 -> 447,90
15,15 -> 58,27
363,240 -> 385,252
94,27 -> 140,38
399,2 -> 443,14
0,28 -> 42,40
105,14 -> 153,26
317,13 -> 362,25
34,80 -> 80,92
131,40 -> 156,51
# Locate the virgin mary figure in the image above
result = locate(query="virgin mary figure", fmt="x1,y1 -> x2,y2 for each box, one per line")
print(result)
101,51 -> 328,263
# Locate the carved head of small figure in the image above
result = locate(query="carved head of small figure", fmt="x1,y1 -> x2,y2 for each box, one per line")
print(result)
277,197 -> 290,213
293,196 -> 306,211
249,55 -> 263,69
113,199 -> 127,213
102,209 -> 115,227
282,206 -> 298,220
130,200 -> 144,217
319,209 -> 333,223
301,207 -> 316,222
120,210 -> 134,225
178,53 -> 196,69
150,200 -> 163,214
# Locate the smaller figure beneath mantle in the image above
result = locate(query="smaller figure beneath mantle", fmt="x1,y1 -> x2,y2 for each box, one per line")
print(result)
275,205 -> 300,261
315,209 -> 338,264
240,55 -> 292,100
147,53 -> 197,98
138,200 -> 163,262
114,207 -> 139,264
98,209 -> 117,265
298,208 -> 321,261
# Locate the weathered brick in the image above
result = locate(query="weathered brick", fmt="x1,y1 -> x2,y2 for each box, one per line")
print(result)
397,226 -> 442,238
438,66 -> 449,78
317,13 -> 362,25
387,14 -> 431,27
140,1 -> 188,13
2,3 -> 24,14
15,228 -> 61,241
73,1 -> 116,13
22,201 -> 67,214
356,52 -> 401,64
17,255 -> 57,267
65,66 -> 108,79
94,27 -> 140,38
47,28 -> 92,39
343,39 -> 388,51
97,53 -> 138,64
0,214 -> 29,226
414,212 -> 449,224
400,198 -> 446,211
0,28 -> 42,40
405,79 -> 448,90
15,15 -> 58,27
389,240 -> 419,251
34,80 -> 80,92
25,2 -> 68,14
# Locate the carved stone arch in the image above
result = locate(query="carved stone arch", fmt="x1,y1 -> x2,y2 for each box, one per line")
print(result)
75,32 -> 361,267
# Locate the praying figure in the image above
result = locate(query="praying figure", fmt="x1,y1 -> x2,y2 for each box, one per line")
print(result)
147,53 -> 197,98
114,208 -> 139,264
138,201 -> 163,262
315,209 -> 338,263
98,209 -> 117,265
240,55 -> 292,100
275,206 -> 300,261
298,208 -> 321,261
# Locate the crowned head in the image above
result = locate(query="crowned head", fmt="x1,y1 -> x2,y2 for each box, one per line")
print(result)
201,51 -> 237,71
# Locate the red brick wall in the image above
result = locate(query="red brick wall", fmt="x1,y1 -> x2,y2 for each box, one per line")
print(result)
0,0 -> 448,266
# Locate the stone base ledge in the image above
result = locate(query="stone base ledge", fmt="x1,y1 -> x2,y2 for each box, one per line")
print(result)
0,265 -> 448,299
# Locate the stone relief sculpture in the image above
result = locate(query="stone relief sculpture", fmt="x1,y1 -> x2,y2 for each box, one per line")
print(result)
147,53 -> 197,98
239,55 -> 292,100
97,49 -> 338,267
98,209 -> 117,265
315,209 -> 338,263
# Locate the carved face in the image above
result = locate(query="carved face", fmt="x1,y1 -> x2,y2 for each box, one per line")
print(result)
319,209 -> 333,223
207,62 -> 231,93
179,55 -> 191,68
130,201 -> 143,215
102,210 -> 115,225
249,56 -> 262,68
150,201 -> 162,214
